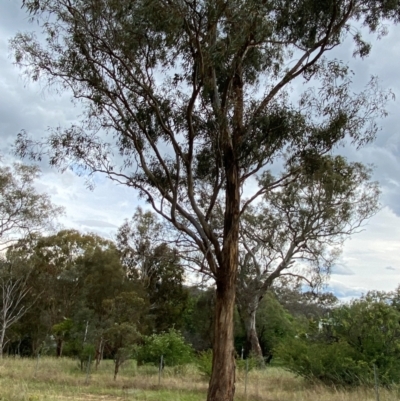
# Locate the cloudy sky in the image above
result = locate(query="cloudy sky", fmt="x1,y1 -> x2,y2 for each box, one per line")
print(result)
1,2 -> 400,299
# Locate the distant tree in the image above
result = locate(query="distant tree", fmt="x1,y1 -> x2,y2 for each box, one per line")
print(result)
236,156 -> 378,360
117,209 -> 188,333
13,0 -> 400,398
0,257 -> 36,358
102,291 -> 144,380
0,161 -> 63,250
81,245 -> 148,366
274,286 -> 338,320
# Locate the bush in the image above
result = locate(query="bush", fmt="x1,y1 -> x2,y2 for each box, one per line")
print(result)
276,338 -> 372,386
136,329 -> 193,367
276,292 -> 400,387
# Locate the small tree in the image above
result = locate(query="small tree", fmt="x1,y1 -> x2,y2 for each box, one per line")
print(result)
102,292 -> 144,380
137,328 -> 193,367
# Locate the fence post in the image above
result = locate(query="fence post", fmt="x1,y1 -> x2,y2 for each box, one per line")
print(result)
85,355 -> 91,385
373,363 -> 380,401
158,355 -> 163,385
244,358 -> 249,398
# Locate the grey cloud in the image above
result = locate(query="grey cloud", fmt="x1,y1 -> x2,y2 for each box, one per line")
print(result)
385,266 -> 396,271
326,281 -> 366,300
331,265 -> 355,276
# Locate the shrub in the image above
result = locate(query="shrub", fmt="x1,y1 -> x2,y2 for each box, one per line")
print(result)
197,349 -> 213,378
276,338 -> 372,386
136,329 -> 193,366
276,292 -> 400,387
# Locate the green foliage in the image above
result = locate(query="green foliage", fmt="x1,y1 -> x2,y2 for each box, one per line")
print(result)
256,292 -> 296,360
196,350 -> 213,379
137,329 -> 193,367
276,292 -> 400,386
80,343 -> 95,360
182,288 -> 214,351
276,338 -> 372,385
52,319 -> 73,338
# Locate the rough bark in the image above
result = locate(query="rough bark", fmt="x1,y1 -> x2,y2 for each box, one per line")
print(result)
207,152 -> 240,401
207,269 -> 237,401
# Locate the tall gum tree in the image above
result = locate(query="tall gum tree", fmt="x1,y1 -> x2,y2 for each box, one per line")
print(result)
11,1 -> 400,400
236,156 -> 379,361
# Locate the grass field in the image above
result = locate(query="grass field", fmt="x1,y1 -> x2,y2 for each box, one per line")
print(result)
0,356 -> 398,401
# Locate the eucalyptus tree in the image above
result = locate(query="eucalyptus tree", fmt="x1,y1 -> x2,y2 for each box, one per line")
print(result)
236,156 -> 379,360
117,208 -> 189,332
12,0 -> 400,399
0,257 -> 34,358
0,161 -> 63,250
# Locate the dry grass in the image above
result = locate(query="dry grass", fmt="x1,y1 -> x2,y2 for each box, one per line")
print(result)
0,357 -> 398,401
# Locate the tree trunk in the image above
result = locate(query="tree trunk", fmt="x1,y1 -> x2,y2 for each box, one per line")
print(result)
242,308 -> 263,362
56,338 -> 63,357
236,292 -> 264,362
207,269 -> 237,401
0,326 -> 5,359
95,337 -> 103,370
207,151 -> 240,401
114,358 -> 120,380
